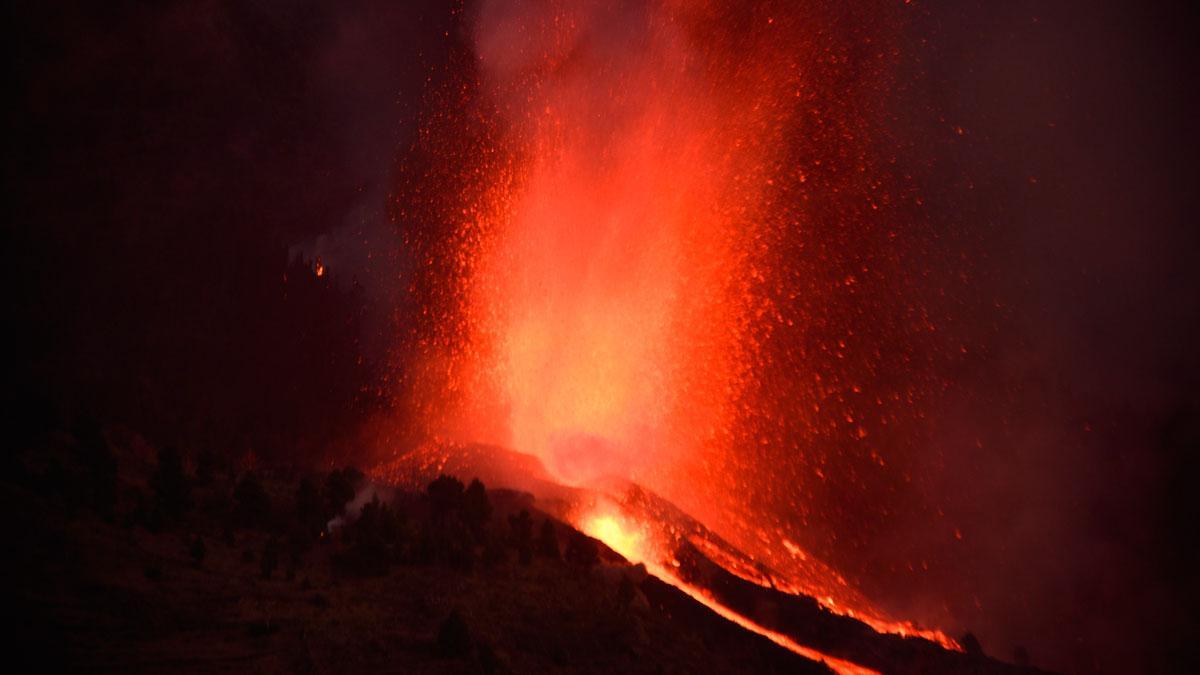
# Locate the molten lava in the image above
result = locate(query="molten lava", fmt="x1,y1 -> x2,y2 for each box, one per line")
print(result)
393,0 -> 972,662
581,512 -> 646,563
575,503 -> 880,675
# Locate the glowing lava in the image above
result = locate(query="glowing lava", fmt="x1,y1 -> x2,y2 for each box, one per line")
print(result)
393,0 -> 967,658
581,512 -> 647,562
577,504 -> 879,675
655,573 -> 882,675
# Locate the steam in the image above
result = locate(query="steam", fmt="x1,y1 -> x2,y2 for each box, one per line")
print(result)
327,482 -> 395,533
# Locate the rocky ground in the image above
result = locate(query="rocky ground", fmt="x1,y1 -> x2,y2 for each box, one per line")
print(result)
7,425 -> 828,674
6,423 -> 1053,674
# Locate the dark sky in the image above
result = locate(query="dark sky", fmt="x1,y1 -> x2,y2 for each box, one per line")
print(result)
7,1 -> 1199,673
890,3 -> 1200,671
8,1 -> 452,453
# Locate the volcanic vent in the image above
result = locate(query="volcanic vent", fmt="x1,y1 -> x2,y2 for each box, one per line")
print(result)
387,1 -> 1006,672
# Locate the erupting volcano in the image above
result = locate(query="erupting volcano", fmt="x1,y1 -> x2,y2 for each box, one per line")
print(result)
387,0 -> 977,668
10,0 -> 1195,672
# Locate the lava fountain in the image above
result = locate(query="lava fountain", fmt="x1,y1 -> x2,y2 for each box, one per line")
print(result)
391,0 -> 965,660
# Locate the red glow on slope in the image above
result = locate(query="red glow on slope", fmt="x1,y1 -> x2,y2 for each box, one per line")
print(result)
577,505 -> 879,675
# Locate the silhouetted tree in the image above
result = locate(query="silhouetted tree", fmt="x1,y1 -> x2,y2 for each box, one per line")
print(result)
536,518 -> 560,560
294,476 -> 325,535
427,474 -> 465,520
261,537 -> 280,579
481,535 -> 507,568
476,639 -> 504,675
144,564 -> 163,582
437,609 -> 472,657
508,509 -> 533,565
418,512 -> 474,570
342,466 -> 364,486
127,487 -> 151,529
960,632 -> 984,657
190,536 -> 207,566
617,574 -> 636,607
150,446 -> 191,523
324,467 -> 359,519
195,449 -> 218,486
462,478 -> 491,536
339,494 -> 410,575
286,523 -> 312,570
72,416 -> 117,518
565,530 -> 599,568
234,472 -> 271,529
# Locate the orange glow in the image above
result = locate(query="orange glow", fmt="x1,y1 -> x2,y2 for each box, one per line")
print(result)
578,503 -> 877,675
425,0 -> 791,494
580,512 -> 647,563
653,567 -> 881,675
572,497 -> 956,656
395,0 -> 965,654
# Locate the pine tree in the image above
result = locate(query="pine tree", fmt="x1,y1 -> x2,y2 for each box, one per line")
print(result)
427,474 -> 465,520
508,509 -> 533,565
462,478 -> 492,536
150,446 -> 191,522
536,518 -> 560,559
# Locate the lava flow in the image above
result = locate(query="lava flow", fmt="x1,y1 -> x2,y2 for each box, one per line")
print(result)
391,0 -> 966,662
578,511 -> 879,675
574,500 -> 883,675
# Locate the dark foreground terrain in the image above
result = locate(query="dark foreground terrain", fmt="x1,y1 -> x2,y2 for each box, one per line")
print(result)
6,422 -> 1050,674
7,423 -> 831,674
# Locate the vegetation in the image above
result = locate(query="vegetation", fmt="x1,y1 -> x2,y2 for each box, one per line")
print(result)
426,474 -> 465,519
195,449 -> 218,486
190,536 -> 207,566
961,631 -> 984,657
337,494 -> 410,576
260,537 -> 279,579
463,478 -> 492,537
536,518 -> 560,560
565,529 -> 599,569
508,509 -> 533,565
437,608 -> 472,657
294,476 -> 325,536
71,417 -> 117,518
150,446 -> 191,523
6,440 -> 968,675
233,472 -> 271,530
324,467 -> 362,520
